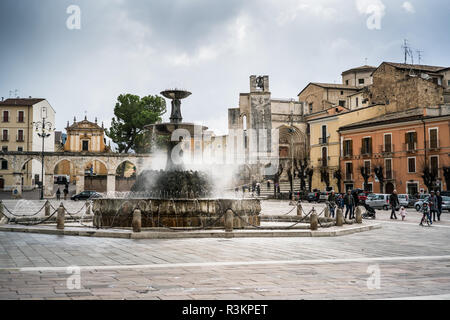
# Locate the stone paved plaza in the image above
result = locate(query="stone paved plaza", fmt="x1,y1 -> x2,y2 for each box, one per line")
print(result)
0,200 -> 450,300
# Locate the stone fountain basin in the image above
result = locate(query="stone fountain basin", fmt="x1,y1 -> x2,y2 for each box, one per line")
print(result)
92,198 -> 261,228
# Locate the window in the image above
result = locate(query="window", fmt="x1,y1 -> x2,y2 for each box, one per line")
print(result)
385,159 -> 393,179
384,134 -> 392,153
407,183 -> 418,196
345,80 -> 349,85
345,163 -> 353,180
82,140 -> 89,151
17,147 -> 23,152
309,103 -> 313,113
17,130 -> 24,142
429,128 -> 438,149
2,111 -> 9,122
340,91 -> 344,95
359,79 -> 365,85
448,80 -> 450,86
321,147 -> 328,167
364,160 -> 371,175
1,160 -> 7,170
356,98 -> 359,107
430,156 -> 439,176
2,130 -> 8,141
2,146 -> 7,152
405,132 -> 417,151
321,125 -> 327,144
361,137 -> 372,155
408,157 -> 416,173
343,140 -> 353,157
18,111 -> 24,123
339,100 -> 346,107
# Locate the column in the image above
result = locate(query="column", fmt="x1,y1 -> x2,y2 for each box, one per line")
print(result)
76,175 -> 85,194
11,173 -> 23,198
44,174 -> 54,198
107,174 -> 116,195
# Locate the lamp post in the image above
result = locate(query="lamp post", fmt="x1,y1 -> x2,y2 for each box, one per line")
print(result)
33,109 -> 54,200
288,111 -> 296,200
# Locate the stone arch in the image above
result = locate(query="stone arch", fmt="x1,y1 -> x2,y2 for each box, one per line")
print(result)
115,160 -> 137,192
276,125 -> 307,160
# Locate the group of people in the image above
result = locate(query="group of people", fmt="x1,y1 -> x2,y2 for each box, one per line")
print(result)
326,190 -> 357,219
55,185 -> 69,201
235,181 -> 262,197
420,190 -> 444,226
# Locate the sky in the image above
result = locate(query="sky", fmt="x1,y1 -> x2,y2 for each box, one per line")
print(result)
0,0 -> 449,139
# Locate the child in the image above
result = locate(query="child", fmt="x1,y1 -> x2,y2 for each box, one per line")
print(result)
399,206 -> 407,221
420,202 -> 432,226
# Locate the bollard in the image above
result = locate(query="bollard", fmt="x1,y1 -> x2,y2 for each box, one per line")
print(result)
132,209 -> 142,233
297,202 -> 303,217
336,208 -> 344,227
355,206 -> 363,224
310,209 -> 318,231
225,210 -> 234,232
0,201 -> 5,225
86,202 -> 91,215
324,205 -> 330,218
56,204 -> 65,230
93,210 -> 102,230
45,200 -> 51,217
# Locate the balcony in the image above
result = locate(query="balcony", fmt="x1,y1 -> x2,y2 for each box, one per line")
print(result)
1,135 -> 9,142
379,144 -> 395,155
427,139 -> 440,151
403,142 -> 417,153
344,173 -> 353,182
319,136 -> 330,145
342,152 -> 353,159
385,170 -> 396,181
360,147 -> 372,158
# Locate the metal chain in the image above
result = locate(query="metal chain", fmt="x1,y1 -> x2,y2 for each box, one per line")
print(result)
7,209 -> 58,226
1,201 -> 47,217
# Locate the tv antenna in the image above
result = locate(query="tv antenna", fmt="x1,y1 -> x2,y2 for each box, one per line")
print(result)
401,39 -> 415,64
9,89 -> 19,98
416,50 -> 424,65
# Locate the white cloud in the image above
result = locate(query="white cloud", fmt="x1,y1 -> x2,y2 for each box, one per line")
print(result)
402,1 -> 415,13
355,0 -> 386,30
276,0 -> 339,25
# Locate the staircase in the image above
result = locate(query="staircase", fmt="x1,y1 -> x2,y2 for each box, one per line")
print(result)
259,180 -> 305,198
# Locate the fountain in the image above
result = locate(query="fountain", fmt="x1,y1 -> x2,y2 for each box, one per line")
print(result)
92,89 -> 261,229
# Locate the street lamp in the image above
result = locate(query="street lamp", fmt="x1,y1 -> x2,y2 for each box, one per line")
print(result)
33,109 -> 54,200
288,112 -> 296,200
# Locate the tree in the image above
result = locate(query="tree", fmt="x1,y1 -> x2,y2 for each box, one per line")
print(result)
306,167 -> 314,192
106,94 -> 166,153
320,168 -> 330,190
359,165 -> 372,192
444,167 -> 450,191
333,169 -> 342,193
374,165 -> 384,193
421,166 -> 438,193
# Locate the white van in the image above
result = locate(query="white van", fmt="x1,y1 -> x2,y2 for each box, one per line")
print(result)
366,194 -> 390,210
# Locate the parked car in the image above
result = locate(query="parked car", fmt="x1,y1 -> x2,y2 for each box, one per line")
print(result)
71,190 -> 102,201
366,194 -> 390,210
398,194 -> 409,208
407,195 -> 417,208
358,192 -> 369,203
319,191 -> 329,202
306,192 -> 318,202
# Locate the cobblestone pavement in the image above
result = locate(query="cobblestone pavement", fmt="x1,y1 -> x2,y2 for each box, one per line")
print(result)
0,200 -> 450,300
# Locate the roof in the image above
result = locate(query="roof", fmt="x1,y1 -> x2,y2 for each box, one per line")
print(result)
298,82 -> 359,96
342,65 -> 377,76
338,108 -> 438,131
376,62 -> 448,74
66,117 -> 103,131
0,98 -> 46,106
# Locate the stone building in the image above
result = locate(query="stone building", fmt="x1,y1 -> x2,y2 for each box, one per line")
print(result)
0,98 -> 55,191
369,62 -> 450,112
226,75 -> 308,185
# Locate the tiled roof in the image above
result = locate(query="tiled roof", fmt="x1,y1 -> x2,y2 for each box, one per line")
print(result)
383,62 -> 448,73
342,65 -> 377,75
0,98 -> 46,106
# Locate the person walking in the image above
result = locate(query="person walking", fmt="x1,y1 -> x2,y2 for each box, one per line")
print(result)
63,187 -> 69,201
436,191 -> 443,222
56,188 -> 61,201
389,190 -> 399,220
267,180 -> 271,190
429,191 -> 438,222
344,190 -> 355,219
256,183 -> 261,197
328,190 -> 337,218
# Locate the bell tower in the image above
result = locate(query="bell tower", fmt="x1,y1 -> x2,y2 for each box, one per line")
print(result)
250,75 -> 270,93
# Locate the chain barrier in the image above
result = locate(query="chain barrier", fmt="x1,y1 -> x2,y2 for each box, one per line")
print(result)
6,209 -> 59,226
1,201 -> 47,218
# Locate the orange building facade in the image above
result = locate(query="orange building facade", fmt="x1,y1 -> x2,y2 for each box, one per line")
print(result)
338,107 -> 450,195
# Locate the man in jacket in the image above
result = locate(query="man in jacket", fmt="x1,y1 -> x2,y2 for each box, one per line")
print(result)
344,190 -> 355,219
436,191 -> 443,222
389,190 -> 399,220
328,190 -> 337,218
429,191 -> 439,222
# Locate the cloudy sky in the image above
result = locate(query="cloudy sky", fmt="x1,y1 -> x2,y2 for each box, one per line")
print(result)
1,0 -> 449,137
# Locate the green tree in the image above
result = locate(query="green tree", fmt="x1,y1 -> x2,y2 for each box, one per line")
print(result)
106,94 -> 166,153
